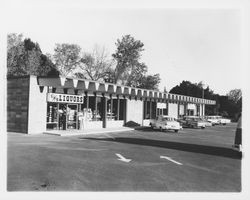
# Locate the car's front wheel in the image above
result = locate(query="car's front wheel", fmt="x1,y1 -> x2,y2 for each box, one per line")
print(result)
174,130 -> 179,133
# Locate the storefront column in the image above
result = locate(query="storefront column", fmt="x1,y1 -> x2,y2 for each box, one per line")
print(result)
123,99 -> 127,124
145,100 -> 147,119
86,95 -> 89,110
102,97 -> 107,128
110,98 -> 113,116
202,104 -> 205,116
117,97 -> 120,120
154,100 -> 158,119
94,95 -> 97,121
177,102 -> 180,118
198,104 -> 201,116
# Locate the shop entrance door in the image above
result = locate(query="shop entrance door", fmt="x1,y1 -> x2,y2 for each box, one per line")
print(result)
67,104 -> 78,130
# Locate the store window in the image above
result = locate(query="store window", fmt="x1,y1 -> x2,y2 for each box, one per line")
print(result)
96,96 -> 103,121
163,108 -> 168,115
58,104 -> 67,130
46,103 -> 58,130
112,99 -> 118,120
107,98 -> 115,120
119,99 -> 125,120
81,96 -> 104,122
152,102 -> 157,119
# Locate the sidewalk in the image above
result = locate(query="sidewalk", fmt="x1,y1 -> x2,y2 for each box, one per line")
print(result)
43,126 -> 134,137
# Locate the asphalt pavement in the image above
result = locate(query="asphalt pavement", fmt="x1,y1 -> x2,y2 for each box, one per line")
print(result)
7,123 -> 241,191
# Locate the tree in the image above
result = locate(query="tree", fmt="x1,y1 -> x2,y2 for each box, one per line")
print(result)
112,35 -> 146,85
7,33 -> 58,77
7,33 -> 23,51
138,74 -> 161,90
227,89 -> 242,104
170,80 -> 214,99
77,46 -> 114,81
52,43 -> 82,76
7,34 -> 27,76
170,80 -> 242,119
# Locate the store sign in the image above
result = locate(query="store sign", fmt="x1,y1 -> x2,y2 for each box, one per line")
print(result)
47,93 -> 84,104
187,103 -> 196,110
157,102 -> 166,109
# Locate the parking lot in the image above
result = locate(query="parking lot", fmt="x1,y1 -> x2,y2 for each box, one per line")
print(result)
7,123 -> 241,191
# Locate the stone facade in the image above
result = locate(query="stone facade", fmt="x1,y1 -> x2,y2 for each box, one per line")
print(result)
7,77 -> 30,133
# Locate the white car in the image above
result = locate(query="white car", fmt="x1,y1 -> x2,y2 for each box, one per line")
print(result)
205,116 -> 220,126
217,116 -> 231,125
180,116 -> 206,129
200,117 -> 213,127
205,115 -> 231,125
150,115 -> 182,133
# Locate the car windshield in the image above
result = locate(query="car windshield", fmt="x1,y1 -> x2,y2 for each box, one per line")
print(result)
163,117 -> 175,121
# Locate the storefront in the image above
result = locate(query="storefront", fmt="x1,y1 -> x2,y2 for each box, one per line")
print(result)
46,93 -> 84,130
7,75 -> 216,134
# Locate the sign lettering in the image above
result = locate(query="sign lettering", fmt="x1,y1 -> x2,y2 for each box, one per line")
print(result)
47,93 -> 84,104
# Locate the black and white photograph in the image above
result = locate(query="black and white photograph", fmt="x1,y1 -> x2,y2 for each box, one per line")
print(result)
1,0 -> 250,199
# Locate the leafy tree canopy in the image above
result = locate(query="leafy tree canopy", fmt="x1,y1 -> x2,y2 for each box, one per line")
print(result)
137,74 -> 161,90
52,43 -> 82,76
111,34 -> 160,89
7,33 -> 58,77
227,89 -> 242,104
112,35 -> 146,85
77,46 -> 114,81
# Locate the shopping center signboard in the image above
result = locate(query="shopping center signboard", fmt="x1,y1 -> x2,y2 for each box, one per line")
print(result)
47,93 -> 84,104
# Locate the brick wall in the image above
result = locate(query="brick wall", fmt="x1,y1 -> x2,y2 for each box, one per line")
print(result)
7,77 -> 30,133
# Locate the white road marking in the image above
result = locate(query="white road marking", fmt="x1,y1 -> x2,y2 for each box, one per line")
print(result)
116,153 -> 132,163
160,156 -> 183,165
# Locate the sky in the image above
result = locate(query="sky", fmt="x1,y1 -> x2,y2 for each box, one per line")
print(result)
1,0 -> 245,95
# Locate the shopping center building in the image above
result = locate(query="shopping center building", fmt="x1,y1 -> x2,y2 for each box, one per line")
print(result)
7,75 -> 216,134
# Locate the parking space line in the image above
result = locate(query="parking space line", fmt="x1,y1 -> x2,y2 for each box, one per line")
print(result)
160,156 -> 183,165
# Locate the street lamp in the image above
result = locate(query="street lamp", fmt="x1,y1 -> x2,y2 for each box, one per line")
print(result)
201,82 -> 207,99
201,82 -> 207,117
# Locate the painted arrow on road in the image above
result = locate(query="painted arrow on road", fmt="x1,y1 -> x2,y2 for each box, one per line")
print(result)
160,156 -> 183,165
116,153 -> 132,163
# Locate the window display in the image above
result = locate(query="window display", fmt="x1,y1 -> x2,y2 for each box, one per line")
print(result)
67,104 -> 78,129
107,99 -> 114,120
46,103 -> 58,130
58,104 -> 67,130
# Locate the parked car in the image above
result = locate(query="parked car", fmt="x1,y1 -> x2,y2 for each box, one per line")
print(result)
216,116 -> 231,125
178,116 -> 206,129
205,115 -> 231,125
205,116 -> 220,126
200,117 -> 213,127
150,115 -> 182,133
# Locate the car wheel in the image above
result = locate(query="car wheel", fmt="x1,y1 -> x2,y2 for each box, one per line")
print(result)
160,127 -> 162,132
201,126 -> 205,129
174,130 -> 179,133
